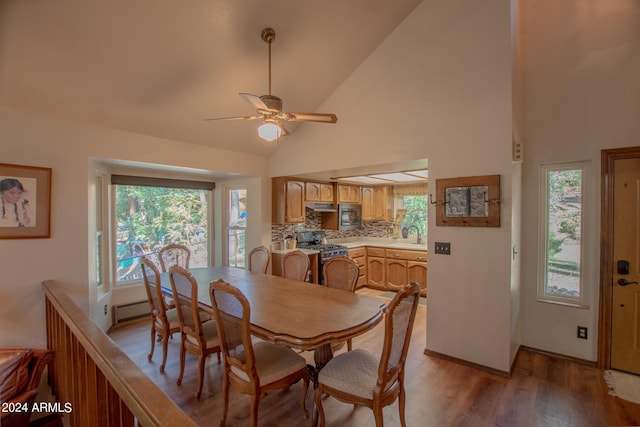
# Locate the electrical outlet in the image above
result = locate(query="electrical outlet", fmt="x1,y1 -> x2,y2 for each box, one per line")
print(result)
104,304 -> 108,316
434,242 -> 451,255
577,326 -> 588,340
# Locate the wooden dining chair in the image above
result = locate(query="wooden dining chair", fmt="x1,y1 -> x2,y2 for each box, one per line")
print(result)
248,245 -> 270,274
322,255 -> 359,352
282,250 -> 310,282
159,244 -> 191,272
313,282 -> 421,427
140,257 -> 181,373
169,266 -> 221,400
209,279 -> 310,427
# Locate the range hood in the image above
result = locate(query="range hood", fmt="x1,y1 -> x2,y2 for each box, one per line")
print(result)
306,203 -> 337,212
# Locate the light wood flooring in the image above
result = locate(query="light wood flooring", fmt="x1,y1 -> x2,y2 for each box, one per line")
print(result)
109,288 -> 640,426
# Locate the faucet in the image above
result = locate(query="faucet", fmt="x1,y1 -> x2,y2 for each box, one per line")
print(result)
407,225 -> 422,244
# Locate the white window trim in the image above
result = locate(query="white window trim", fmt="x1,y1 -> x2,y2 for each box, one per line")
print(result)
537,161 -> 591,309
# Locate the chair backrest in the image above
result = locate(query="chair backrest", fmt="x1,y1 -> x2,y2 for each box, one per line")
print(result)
248,246 -> 270,274
209,279 -> 257,384
169,266 -> 204,341
282,250 -> 310,282
377,282 -> 420,392
140,256 -> 166,319
322,256 -> 359,291
159,244 -> 191,272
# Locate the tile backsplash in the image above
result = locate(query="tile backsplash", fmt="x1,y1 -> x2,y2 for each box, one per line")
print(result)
271,209 -> 395,245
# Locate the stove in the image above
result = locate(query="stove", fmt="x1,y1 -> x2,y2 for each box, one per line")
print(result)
305,244 -> 349,260
296,232 -> 348,284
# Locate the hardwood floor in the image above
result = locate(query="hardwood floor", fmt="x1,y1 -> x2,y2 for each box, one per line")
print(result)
109,288 -> 640,426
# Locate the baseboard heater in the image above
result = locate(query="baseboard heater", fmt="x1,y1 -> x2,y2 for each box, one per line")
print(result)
113,300 -> 150,324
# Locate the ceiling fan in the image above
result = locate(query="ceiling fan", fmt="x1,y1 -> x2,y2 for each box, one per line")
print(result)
204,28 -> 338,142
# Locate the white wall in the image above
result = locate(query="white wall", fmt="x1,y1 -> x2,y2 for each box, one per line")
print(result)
520,0 -> 640,360
271,0 -> 516,372
0,110 -> 270,347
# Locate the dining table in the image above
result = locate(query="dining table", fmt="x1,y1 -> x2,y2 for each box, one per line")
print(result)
160,266 -> 386,381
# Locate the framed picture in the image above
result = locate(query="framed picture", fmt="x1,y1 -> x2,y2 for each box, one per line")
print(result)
434,174 -> 500,227
0,163 -> 52,239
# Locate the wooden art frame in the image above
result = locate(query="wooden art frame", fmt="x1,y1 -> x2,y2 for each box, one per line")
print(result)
433,174 -> 500,227
0,163 -> 52,238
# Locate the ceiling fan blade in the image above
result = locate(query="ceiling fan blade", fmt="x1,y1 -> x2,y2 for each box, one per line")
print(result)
239,93 -> 269,111
203,115 -> 262,121
284,112 -> 338,123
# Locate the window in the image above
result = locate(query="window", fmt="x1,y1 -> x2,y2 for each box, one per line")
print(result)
538,162 -> 589,307
393,184 -> 428,240
112,175 -> 214,284
226,188 -> 247,267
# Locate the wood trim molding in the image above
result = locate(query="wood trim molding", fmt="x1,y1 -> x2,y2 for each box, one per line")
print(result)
599,146 -> 640,370
423,349 -> 511,378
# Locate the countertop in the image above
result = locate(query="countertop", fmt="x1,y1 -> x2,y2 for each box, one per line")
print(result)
328,237 -> 427,252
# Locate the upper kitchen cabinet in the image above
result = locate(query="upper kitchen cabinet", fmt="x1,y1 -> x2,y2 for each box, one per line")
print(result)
362,186 -> 392,221
337,184 -> 361,204
272,177 -> 305,223
305,182 -> 334,203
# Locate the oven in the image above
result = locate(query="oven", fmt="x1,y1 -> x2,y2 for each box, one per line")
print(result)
338,204 -> 361,230
296,231 -> 349,284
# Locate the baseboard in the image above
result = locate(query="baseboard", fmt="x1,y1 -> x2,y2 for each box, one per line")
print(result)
518,345 -> 597,367
423,349 -> 512,378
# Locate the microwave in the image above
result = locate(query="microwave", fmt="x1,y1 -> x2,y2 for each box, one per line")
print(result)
338,204 -> 362,230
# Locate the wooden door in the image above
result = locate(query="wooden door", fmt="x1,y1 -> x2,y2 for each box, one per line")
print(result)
361,187 -> 374,220
611,157 -> 640,374
386,258 -> 407,290
408,261 -> 427,296
373,186 -> 389,220
285,180 -> 305,223
367,256 -> 385,288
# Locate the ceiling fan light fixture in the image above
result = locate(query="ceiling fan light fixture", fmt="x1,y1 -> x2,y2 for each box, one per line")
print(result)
258,121 -> 282,141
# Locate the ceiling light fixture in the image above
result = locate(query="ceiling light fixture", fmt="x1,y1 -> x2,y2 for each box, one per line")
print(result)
258,121 -> 282,142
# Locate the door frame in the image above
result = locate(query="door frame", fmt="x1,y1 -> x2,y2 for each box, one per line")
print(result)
599,146 -> 640,369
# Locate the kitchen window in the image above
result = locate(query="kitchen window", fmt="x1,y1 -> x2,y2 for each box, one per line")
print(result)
394,184 -> 428,239
538,162 -> 589,307
111,175 -> 214,285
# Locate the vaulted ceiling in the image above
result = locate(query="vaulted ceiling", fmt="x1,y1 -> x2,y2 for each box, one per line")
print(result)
0,0 -> 422,157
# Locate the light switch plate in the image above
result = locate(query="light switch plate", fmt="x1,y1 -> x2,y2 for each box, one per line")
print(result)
434,242 -> 451,255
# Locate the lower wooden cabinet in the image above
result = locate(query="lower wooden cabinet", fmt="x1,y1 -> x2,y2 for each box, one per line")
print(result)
367,256 -> 385,288
348,247 -> 367,288
408,261 -> 427,296
363,246 -> 427,296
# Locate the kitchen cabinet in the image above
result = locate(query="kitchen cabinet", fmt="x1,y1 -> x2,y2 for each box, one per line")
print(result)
305,182 -> 334,202
386,248 -> 427,295
361,186 -> 391,221
337,184 -> 361,204
361,187 -> 374,220
363,246 -> 427,296
348,247 -> 367,289
408,261 -> 427,296
272,177 -> 305,223
366,247 -> 386,288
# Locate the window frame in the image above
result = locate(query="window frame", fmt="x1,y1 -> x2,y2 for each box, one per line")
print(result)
224,186 -> 247,268
537,161 -> 590,308
109,174 -> 215,287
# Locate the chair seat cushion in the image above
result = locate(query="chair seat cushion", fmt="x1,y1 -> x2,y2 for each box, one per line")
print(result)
185,320 -> 220,348
0,349 -> 33,403
318,349 -> 379,399
232,341 -> 306,385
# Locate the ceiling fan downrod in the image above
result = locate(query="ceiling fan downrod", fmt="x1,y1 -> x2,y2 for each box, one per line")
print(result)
261,28 -> 276,96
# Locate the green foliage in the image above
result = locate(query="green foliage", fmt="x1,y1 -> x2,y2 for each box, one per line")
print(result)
401,195 -> 428,235
115,185 -> 208,257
